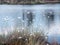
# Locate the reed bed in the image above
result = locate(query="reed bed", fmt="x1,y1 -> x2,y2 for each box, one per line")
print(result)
0,27 -> 48,45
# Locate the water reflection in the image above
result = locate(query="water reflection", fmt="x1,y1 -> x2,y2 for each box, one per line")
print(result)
0,4 -> 60,44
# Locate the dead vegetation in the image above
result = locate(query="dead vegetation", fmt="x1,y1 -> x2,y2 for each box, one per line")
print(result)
0,27 -> 48,45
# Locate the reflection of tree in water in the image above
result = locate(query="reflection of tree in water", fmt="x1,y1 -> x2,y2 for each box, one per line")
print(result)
26,11 -> 34,26
45,9 -> 54,27
23,10 -> 34,26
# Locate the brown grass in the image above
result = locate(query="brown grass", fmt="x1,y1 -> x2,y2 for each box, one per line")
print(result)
0,29 -> 47,45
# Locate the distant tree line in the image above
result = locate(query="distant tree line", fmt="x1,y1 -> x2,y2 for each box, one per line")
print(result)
0,0 -> 60,4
